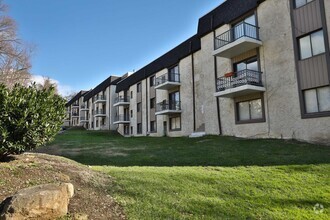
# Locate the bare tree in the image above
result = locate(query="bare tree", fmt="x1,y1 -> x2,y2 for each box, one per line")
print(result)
35,76 -> 59,94
0,0 -> 31,88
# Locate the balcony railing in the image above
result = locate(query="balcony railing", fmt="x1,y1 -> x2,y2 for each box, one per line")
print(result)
114,114 -> 130,123
155,73 -> 181,90
216,69 -> 263,92
80,105 -> 89,109
94,109 -> 106,115
94,95 -> 106,102
72,103 -> 79,107
114,96 -> 130,105
72,113 -> 79,117
80,117 -> 89,121
156,100 -> 181,113
214,22 -> 260,50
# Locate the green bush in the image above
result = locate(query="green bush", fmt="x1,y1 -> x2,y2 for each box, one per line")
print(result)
0,84 -> 66,158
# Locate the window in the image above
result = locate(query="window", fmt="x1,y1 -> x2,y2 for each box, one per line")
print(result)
233,14 -> 257,40
101,118 -> 105,126
299,30 -> 325,59
150,98 -> 155,109
236,98 -> 264,123
131,91 -> 133,99
130,110 -> 133,118
137,123 -> 142,134
124,125 -> 129,135
137,102 -> 141,112
295,0 -> 314,8
304,86 -> 330,113
169,91 -> 180,110
130,126 -> 133,134
150,75 -> 155,87
150,121 -> 156,132
96,120 -> 99,127
234,56 -> 258,72
170,117 -> 181,131
168,65 -> 180,82
137,83 -> 142,93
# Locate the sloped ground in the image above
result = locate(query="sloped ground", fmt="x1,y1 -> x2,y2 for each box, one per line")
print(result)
0,153 -> 125,220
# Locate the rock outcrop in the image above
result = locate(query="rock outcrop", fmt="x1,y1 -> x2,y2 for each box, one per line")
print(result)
0,183 -> 74,220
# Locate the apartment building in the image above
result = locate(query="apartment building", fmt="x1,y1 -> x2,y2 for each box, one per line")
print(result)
65,90 -> 88,127
67,0 -> 330,144
82,75 -> 122,131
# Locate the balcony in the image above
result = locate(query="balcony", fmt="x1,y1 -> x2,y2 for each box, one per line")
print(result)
214,69 -> 265,98
213,22 -> 262,58
155,100 -> 182,115
80,117 -> 89,122
113,114 -> 130,124
72,113 -> 79,117
80,105 -> 89,111
94,109 -> 106,117
72,103 -> 79,108
113,96 -> 130,107
155,73 -> 181,90
94,95 -> 106,104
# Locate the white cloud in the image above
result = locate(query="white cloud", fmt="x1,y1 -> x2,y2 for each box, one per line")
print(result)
30,75 -> 76,97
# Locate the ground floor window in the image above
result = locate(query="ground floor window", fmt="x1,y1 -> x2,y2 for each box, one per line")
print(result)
304,86 -> 330,113
170,116 -> 181,131
130,126 -> 133,135
124,125 -> 129,135
150,121 -> 156,132
236,96 -> 265,124
137,123 -> 142,134
101,118 -> 105,126
96,120 -> 99,127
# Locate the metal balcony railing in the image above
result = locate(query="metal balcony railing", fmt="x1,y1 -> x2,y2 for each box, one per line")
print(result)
80,105 -> 89,109
156,100 -> 181,112
216,69 -> 263,92
72,112 -> 79,116
94,95 -> 106,102
114,96 -> 130,104
72,103 -> 79,107
114,114 -> 130,122
214,22 -> 260,50
94,109 -> 106,115
80,117 -> 89,121
155,73 -> 180,86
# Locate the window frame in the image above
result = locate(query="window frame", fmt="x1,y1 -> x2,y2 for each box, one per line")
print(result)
150,75 -> 155,87
150,121 -> 157,133
137,123 -> 142,134
294,0 -> 314,9
235,96 -> 266,124
150,98 -> 155,109
137,82 -> 142,93
303,86 -> 330,115
137,102 -> 142,112
298,29 -> 326,60
169,116 -> 181,131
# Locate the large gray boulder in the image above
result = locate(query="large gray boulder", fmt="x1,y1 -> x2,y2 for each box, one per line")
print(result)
0,183 -> 74,220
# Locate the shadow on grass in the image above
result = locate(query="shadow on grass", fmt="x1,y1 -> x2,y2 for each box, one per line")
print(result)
36,130 -> 330,167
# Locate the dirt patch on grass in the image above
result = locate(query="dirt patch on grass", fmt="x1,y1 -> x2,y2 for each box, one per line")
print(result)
0,153 -> 125,220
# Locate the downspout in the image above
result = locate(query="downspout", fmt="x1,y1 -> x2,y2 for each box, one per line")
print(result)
190,42 -> 196,131
145,69 -> 149,134
212,16 -> 222,135
109,86 -> 111,130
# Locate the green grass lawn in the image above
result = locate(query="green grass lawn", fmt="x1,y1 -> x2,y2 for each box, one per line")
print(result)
41,129 -> 330,219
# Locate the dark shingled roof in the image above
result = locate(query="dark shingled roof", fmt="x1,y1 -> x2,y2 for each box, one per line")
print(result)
116,35 -> 200,92
197,0 -> 264,37
66,90 -> 88,107
83,75 -> 121,101
115,0 -> 264,93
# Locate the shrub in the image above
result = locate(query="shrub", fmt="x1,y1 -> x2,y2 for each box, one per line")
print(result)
0,84 -> 66,158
